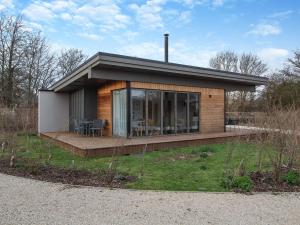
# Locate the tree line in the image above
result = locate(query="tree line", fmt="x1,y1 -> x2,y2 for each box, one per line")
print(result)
0,14 -> 87,107
209,50 -> 300,111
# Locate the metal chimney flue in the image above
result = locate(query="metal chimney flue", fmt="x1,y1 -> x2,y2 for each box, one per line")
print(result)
164,33 -> 169,63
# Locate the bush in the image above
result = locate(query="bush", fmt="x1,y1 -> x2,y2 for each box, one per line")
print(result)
282,171 -> 300,185
232,176 -> 253,192
199,152 -> 209,158
221,175 -> 234,190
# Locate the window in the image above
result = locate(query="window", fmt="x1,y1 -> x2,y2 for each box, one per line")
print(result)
131,89 -> 146,136
163,92 -> 175,134
112,89 -> 127,137
177,93 -> 188,133
189,93 -> 199,132
147,90 -> 161,136
129,89 -> 199,136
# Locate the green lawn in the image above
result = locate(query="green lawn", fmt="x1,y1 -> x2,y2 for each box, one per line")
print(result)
0,135 -> 272,192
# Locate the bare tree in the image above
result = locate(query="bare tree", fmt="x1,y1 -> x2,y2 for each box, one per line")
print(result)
21,32 -> 56,106
209,51 -> 238,72
0,13 -> 88,107
57,48 -> 87,78
239,53 -> 268,76
209,50 -> 268,112
288,50 -> 300,69
0,15 -> 27,107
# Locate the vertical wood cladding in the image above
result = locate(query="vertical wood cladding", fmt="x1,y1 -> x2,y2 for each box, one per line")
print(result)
131,82 -> 225,133
97,81 -> 126,136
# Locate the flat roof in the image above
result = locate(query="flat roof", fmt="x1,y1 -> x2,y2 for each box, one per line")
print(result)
49,52 -> 268,91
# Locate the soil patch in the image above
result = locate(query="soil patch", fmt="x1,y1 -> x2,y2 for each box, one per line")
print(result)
0,158 -> 136,188
251,171 -> 300,192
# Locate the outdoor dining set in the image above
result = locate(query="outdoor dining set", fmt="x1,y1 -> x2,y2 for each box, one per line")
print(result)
73,119 -> 106,137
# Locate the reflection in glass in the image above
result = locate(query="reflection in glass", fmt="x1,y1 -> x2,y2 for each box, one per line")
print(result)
147,90 -> 161,136
113,89 -> 127,137
177,93 -> 188,133
163,92 -> 175,134
189,93 -> 199,132
131,89 -> 146,136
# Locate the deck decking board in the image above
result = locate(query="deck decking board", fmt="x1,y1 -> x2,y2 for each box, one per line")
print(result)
40,130 -> 257,157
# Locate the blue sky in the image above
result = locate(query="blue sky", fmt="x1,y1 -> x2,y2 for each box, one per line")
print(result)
1,0 -> 300,71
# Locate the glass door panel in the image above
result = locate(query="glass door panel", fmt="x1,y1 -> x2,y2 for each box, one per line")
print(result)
163,92 -> 175,134
131,89 -> 146,136
147,90 -> 161,136
189,93 -> 199,132
177,93 -> 188,133
112,89 -> 127,137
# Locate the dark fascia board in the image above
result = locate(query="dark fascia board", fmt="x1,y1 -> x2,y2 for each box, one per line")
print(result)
98,52 -> 268,85
50,51 -> 268,91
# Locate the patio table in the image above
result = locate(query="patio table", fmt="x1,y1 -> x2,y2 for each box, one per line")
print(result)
80,121 -> 93,135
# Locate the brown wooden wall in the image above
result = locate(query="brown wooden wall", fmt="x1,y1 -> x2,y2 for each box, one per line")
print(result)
97,81 -> 126,136
131,82 -> 225,133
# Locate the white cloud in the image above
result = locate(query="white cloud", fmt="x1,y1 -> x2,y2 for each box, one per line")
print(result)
118,41 -> 218,67
22,0 -> 131,34
119,42 -> 163,59
25,21 -> 43,30
129,0 -> 166,29
23,2 -> 55,21
61,13 -> 72,21
258,48 -> 289,69
78,33 -> 102,41
75,3 -> 130,31
247,23 -> 281,36
0,0 -> 13,11
269,10 -> 293,19
175,0 -> 207,7
212,0 -> 224,7
178,11 -> 192,24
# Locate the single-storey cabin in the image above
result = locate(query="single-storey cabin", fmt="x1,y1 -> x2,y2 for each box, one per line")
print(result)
38,51 -> 267,137
38,37 -> 267,156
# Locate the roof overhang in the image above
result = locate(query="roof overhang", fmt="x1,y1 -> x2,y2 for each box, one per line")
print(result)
49,52 -> 268,92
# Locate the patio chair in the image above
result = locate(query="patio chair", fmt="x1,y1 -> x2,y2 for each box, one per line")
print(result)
73,119 -> 84,134
90,119 -> 104,137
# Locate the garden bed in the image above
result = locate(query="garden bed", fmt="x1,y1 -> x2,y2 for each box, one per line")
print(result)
0,158 -> 136,188
251,171 -> 300,192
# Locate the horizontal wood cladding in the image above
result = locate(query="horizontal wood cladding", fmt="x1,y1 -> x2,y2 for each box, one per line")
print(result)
131,82 -> 206,92
131,81 -> 225,133
97,81 -> 126,136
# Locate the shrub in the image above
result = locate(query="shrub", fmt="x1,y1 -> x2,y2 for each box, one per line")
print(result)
199,152 -> 209,158
232,176 -> 253,192
221,175 -> 234,190
282,171 -> 300,185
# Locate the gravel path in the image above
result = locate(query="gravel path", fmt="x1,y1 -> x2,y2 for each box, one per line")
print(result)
0,173 -> 299,225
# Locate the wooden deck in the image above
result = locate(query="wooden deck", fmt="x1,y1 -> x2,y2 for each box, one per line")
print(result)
40,129 -> 257,157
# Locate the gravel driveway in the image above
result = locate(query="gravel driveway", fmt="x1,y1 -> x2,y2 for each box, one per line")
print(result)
0,173 -> 299,225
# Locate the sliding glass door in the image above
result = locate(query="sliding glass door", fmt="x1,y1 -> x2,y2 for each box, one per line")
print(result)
189,93 -> 199,132
129,88 -> 199,137
177,93 -> 188,133
147,90 -> 161,136
131,89 -> 146,136
163,92 -> 175,134
112,89 -> 127,137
